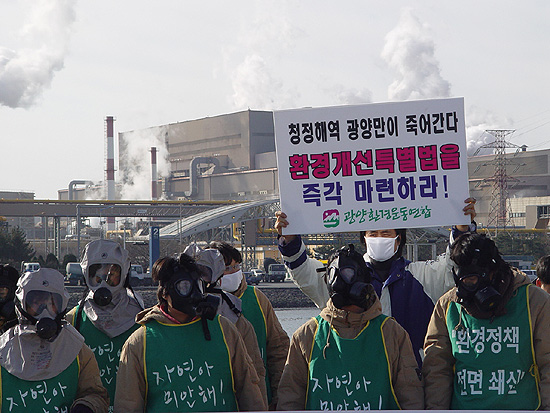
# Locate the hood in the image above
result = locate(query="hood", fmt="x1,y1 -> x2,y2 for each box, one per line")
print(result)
183,244 -> 226,284
15,268 -> 70,319
81,239 -> 130,290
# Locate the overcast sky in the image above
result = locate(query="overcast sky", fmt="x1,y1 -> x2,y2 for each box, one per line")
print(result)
2,0 -> 550,199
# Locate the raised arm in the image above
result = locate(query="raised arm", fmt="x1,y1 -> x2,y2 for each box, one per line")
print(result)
274,211 -> 329,309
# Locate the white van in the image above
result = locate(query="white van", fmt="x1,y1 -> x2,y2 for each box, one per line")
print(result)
129,264 -> 153,286
21,262 -> 40,274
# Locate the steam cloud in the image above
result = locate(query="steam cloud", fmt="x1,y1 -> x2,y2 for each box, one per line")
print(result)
229,2 -> 299,110
465,107 -> 515,156
0,0 -> 76,108
231,54 -> 294,110
382,8 -> 451,101
332,85 -> 373,105
118,128 -> 170,200
381,8 -> 513,155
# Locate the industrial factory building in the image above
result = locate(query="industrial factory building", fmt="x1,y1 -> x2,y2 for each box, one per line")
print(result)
59,110 -> 279,203
136,110 -> 278,201
467,148 -> 550,229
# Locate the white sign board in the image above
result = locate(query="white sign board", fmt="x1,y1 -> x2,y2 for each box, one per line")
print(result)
274,98 -> 470,235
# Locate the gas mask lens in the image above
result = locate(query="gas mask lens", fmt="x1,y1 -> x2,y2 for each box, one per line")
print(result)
174,279 -> 193,297
170,269 -> 203,297
460,275 -> 480,289
453,267 -> 484,291
88,263 -> 122,287
25,290 -> 63,317
338,267 -> 356,283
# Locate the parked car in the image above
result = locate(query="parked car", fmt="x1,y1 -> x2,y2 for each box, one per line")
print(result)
65,262 -> 84,286
266,263 -> 286,283
128,264 -> 153,286
523,269 -> 537,284
21,262 -> 40,274
244,271 -> 261,285
249,268 -> 266,283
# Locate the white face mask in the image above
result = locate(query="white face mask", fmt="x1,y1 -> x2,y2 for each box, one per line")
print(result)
219,270 -> 243,293
365,235 -> 399,262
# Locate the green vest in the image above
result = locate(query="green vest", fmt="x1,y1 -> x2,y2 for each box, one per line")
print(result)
0,358 -> 79,412
239,286 -> 272,402
306,314 -> 400,411
446,284 -> 541,410
144,315 -> 238,412
72,305 -> 140,411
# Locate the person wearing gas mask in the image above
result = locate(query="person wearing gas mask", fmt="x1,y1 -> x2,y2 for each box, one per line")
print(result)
113,253 -> 266,412
277,244 -> 423,411
185,244 -> 269,406
208,241 -> 290,410
66,239 -> 144,412
274,197 -> 477,367
423,233 -> 550,410
0,268 -> 109,412
0,264 -> 19,333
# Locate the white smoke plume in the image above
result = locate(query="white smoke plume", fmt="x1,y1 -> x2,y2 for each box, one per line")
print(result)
231,54 -> 295,110
465,106 -> 515,156
332,85 -> 373,106
0,0 -> 76,108
381,8 -> 516,156
83,182 -> 106,201
381,8 -> 451,101
229,1 -> 299,110
118,127 -> 170,200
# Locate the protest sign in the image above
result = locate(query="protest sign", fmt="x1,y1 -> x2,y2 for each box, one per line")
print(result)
274,97 -> 470,235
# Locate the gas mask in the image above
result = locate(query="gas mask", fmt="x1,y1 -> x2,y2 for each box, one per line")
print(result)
326,244 -> 374,309
167,266 -> 219,320
15,268 -> 70,341
81,239 -> 130,307
452,251 -> 501,313
87,263 -> 122,306
365,235 -> 399,262
19,290 -> 65,340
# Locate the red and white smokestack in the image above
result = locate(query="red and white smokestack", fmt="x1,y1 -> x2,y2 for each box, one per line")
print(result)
105,116 -> 116,230
151,146 -> 158,200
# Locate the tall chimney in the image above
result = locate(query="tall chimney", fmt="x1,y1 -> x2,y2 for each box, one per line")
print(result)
151,146 -> 158,200
105,116 -> 116,230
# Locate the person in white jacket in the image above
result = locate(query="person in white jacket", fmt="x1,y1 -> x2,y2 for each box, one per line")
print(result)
275,197 -> 476,366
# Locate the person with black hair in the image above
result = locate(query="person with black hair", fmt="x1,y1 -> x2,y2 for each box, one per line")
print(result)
274,197 -> 476,367
66,239 -> 144,412
0,268 -> 109,412
0,264 -> 19,333
423,233 -> 550,410
536,255 -> 550,294
208,241 -> 290,410
113,253 -> 266,412
184,244 -> 269,405
277,244 -> 423,411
